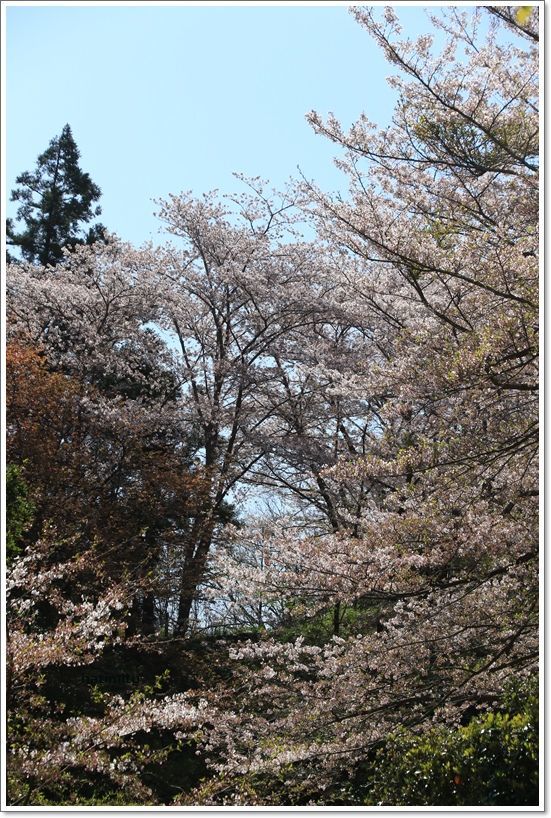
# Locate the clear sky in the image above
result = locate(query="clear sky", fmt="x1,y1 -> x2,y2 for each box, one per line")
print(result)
6,3 -> 434,247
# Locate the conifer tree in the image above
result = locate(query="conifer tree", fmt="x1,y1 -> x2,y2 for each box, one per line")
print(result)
7,124 -> 106,266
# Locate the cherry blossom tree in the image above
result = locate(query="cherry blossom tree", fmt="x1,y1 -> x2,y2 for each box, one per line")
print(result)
144,182 -> 339,633
5,4 -> 539,806
158,6 -> 539,804
6,181 -> 338,637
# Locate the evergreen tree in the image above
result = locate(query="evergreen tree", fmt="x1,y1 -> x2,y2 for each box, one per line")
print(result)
7,124 -> 106,266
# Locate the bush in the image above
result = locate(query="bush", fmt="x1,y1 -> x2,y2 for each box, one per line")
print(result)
363,693 -> 538,806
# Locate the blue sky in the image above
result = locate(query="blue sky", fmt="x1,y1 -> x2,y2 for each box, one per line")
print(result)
6,4 -> 434,246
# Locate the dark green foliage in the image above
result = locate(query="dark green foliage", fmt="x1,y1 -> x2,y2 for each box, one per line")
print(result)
6,464 -> 35,563
278,600 -> 384,645
362,684 -> 538,807
7,124 -> 106,266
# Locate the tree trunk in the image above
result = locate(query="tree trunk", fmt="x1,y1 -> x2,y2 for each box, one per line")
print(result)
141,592 -> 156,635
175,531 -> 214,636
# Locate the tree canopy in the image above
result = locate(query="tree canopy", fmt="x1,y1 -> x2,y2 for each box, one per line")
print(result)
5,5 -> 539,808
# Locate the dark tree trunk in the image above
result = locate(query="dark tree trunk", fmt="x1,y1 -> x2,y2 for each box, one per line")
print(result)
141,592 -> 156,635
175,531 -> 213,636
